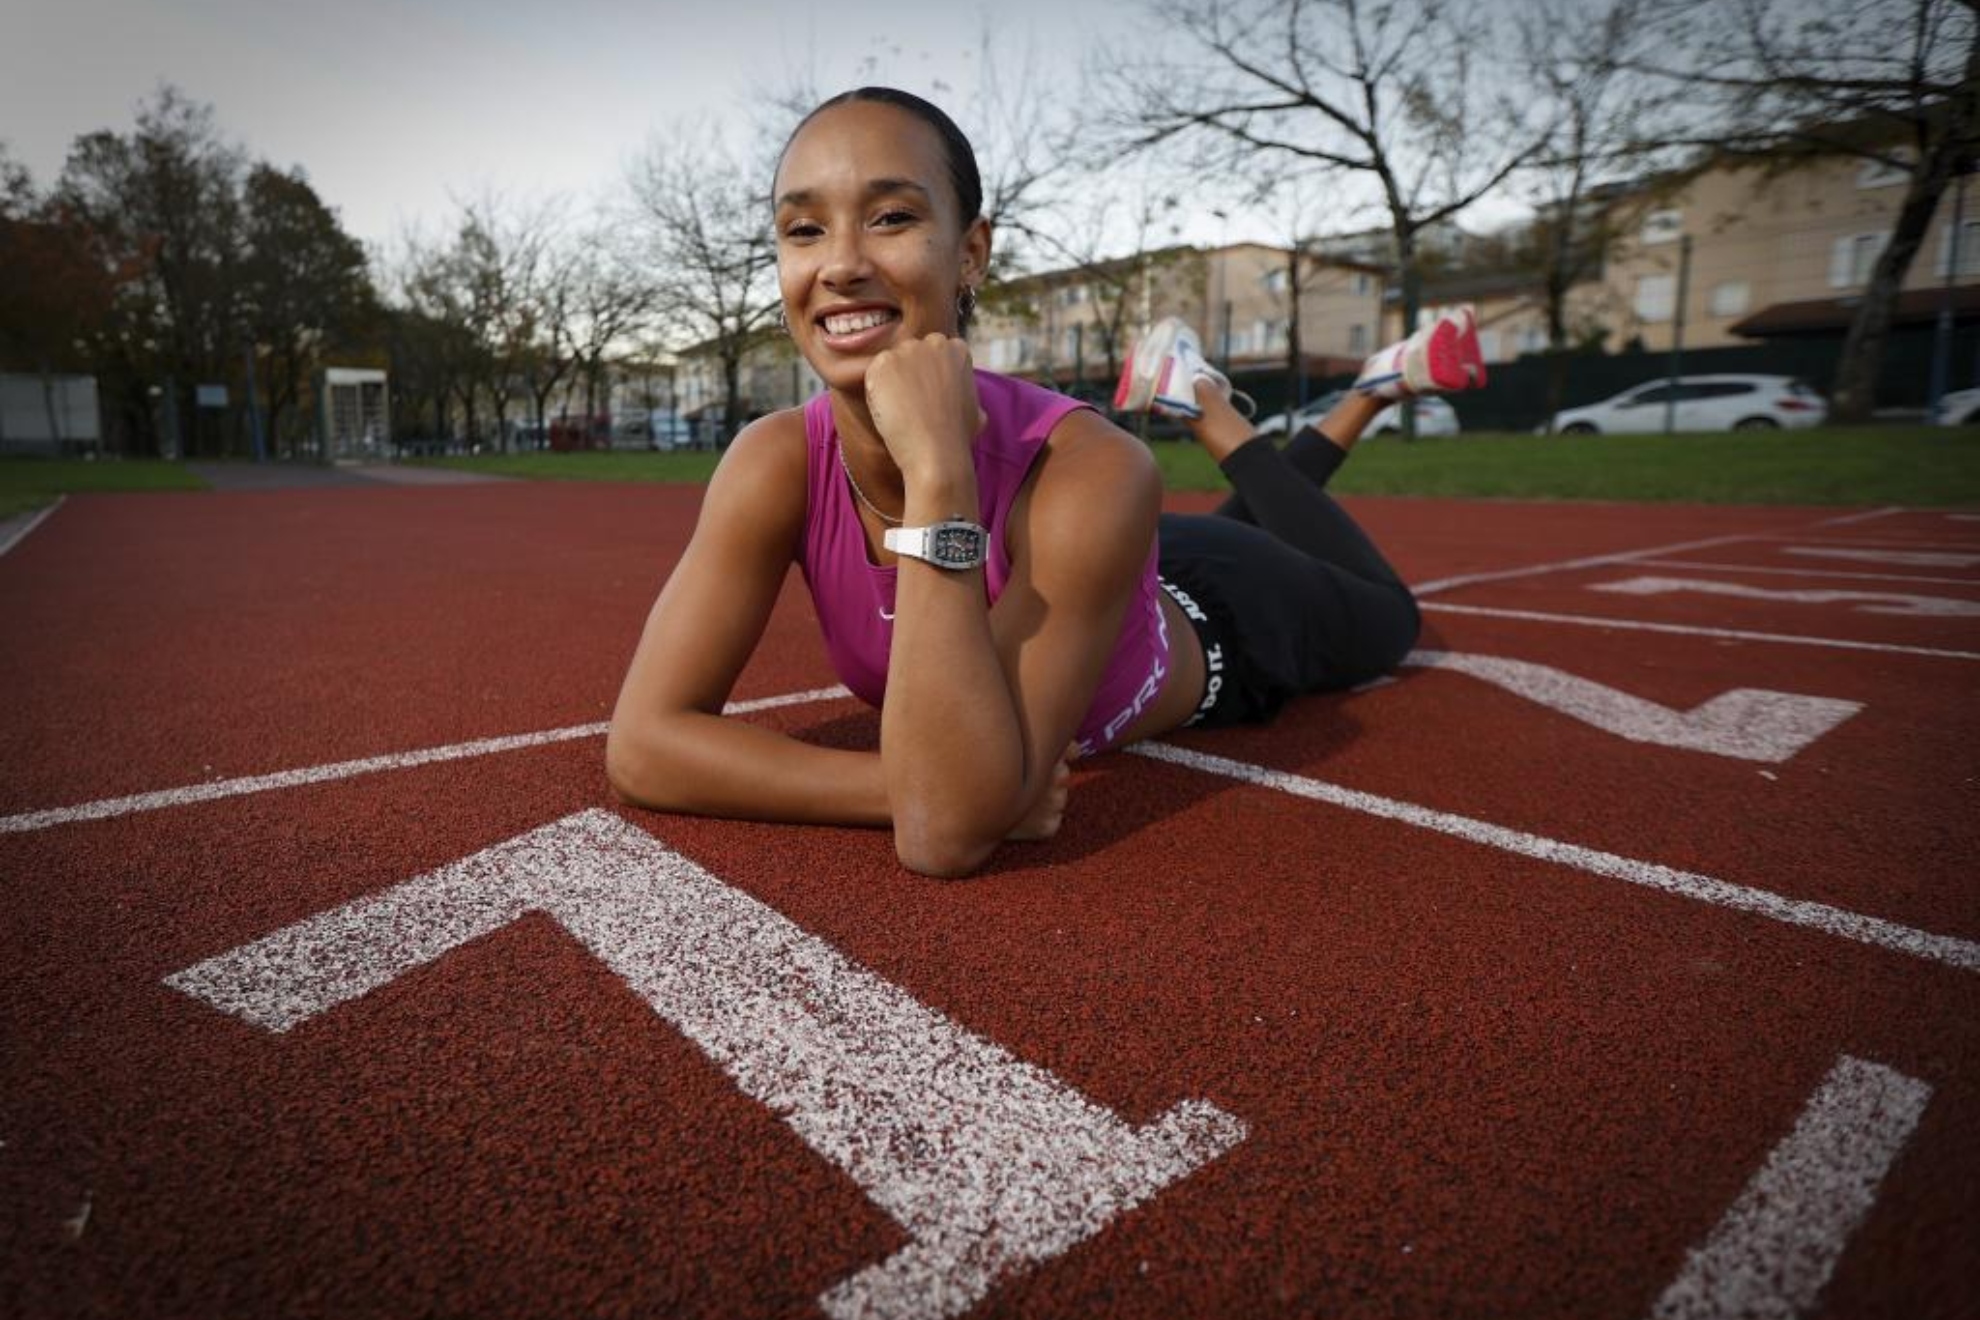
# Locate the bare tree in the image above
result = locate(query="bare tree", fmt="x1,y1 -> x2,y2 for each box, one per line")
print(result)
626,129 -> 780,444
1624,0 -> 1979,420
400,196 -> 564,451
1516,0 -> 1678,429
1102,0 -> 1553,347
565,236 -> 660,422
396,229 -> 491,449
515,227 -> 582,444
1013,178 -> 1191,393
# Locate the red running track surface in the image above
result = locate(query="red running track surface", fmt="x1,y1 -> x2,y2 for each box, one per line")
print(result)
2,484 -> 1975,1320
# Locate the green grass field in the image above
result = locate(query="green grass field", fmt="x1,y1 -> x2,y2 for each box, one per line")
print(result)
1154,425 -> 1980,506
0,458 -> 208,519
5,426 -> 1976,519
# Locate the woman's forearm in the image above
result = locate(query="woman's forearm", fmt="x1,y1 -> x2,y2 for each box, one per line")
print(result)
606,710 -> 891,827
879,468 -> 1036,875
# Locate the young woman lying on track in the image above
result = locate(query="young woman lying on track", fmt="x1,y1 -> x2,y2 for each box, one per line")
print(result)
606,86 -> 1486,876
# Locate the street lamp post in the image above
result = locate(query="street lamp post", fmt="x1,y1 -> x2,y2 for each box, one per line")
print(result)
1663,233 -> 1694,436
1926,171 -> 1970,423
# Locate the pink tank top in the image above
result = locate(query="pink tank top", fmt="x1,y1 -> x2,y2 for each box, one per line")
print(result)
798,371 -> 1170,755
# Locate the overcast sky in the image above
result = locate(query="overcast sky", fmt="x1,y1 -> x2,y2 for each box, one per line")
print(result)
3,0 -> 1155,244
5,0 -> 1539,264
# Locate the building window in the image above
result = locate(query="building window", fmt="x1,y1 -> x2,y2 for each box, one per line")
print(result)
1263,269 -> 1288,294
1709,281 -> 1751,318
1518,326 -> 1546,355
1477,329 -> 1502,362
1057,285 -> 1087,307
1352,272 -> 1374,297
1635,274 -> 1676,322
1936,218 -> 1980,278
1348,323 -> 1368,354
1641,209 -> 1683,246
1830,233 -> 1887,288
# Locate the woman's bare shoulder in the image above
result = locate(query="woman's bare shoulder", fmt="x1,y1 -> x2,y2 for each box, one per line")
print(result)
695,407 -> 812,553
716,407 -> 810,482
1035,406 -> 1162,510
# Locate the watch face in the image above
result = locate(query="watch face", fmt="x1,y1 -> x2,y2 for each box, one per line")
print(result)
930,522 -> 986,567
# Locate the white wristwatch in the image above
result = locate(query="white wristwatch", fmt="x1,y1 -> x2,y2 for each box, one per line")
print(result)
883,520 -> 989,570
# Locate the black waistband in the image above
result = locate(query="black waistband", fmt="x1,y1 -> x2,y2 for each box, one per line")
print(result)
1158,576 -> 1228,726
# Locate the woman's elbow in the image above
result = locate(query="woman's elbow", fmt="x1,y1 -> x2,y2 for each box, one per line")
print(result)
604,722 -> 671,808
894,829 -> 997,879
891,805 -> 1001,879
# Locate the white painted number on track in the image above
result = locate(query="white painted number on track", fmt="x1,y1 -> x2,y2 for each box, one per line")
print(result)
1403,650 -> 1861,763
1649,1054 -> 1930,1320
1590,576 -> 1980,619
1783,546 -> 1980,570
164,810 -> 1246,1320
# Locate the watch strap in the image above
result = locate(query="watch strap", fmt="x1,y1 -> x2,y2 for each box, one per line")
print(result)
883,520 -> 988,570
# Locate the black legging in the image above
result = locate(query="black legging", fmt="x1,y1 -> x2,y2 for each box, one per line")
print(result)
1157,426 -> 1419,722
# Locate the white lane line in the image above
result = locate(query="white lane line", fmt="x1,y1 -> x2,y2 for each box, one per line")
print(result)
1630,559 -> 1980,587
1784,546 -> 1980,569
1807,507 -> 1905,528
1403,651 -> 1860,763
1411,533 -> 1757,596
1649,1055 -> 1931,1320
0,496 -> 64,558
166,810 -> 1246,1320
1764,536 -> 1980,550
1419,602 -> 1980,662
1128,742 -> 1980,973
0,685 -> 853,835
1589,576 -> 1980,619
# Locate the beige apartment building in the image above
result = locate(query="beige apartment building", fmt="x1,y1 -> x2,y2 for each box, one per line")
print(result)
973,242 -> 1389,396
1589,154 -> 1979,353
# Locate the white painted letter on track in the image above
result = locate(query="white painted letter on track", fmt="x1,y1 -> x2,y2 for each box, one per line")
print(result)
1590,575 -> 1980,618
1650,1054 -> 1930,1320
1403,650 -> 1861,763
165,810 -> 1246,1320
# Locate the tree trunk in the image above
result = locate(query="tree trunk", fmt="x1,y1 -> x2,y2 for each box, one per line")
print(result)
1831,164 -> 1956,421
1284,248 -> 1303,414
1832,25 -> 1978,422
1395,223 -> 1423,441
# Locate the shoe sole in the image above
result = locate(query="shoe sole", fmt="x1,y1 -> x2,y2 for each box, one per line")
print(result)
1114,320 -> 1188,412
1421,308 -> 1487,393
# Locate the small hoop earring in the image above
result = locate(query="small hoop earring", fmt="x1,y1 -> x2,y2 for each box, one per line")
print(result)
956,285 -> 978,327
775,305 -> 790,335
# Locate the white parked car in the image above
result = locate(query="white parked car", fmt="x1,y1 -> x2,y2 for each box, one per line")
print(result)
1933,387 -> 1980,425
1543,375 -> 1828,434
1253,390 -> 1461,438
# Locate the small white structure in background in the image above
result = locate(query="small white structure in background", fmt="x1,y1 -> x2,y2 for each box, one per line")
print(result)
0,374 -> 101,456
317,366 -> 389,462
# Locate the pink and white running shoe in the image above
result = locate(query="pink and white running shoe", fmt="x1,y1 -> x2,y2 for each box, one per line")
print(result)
1354,305 -> 1487,400
1113,317 -> 1253,419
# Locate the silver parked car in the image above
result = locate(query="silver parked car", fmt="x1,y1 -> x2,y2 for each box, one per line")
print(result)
1542,374 -> 1828,434
1254,390 -> 1461,438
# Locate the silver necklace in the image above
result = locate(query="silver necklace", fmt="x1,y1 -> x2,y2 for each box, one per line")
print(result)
836,441 -> 903,526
